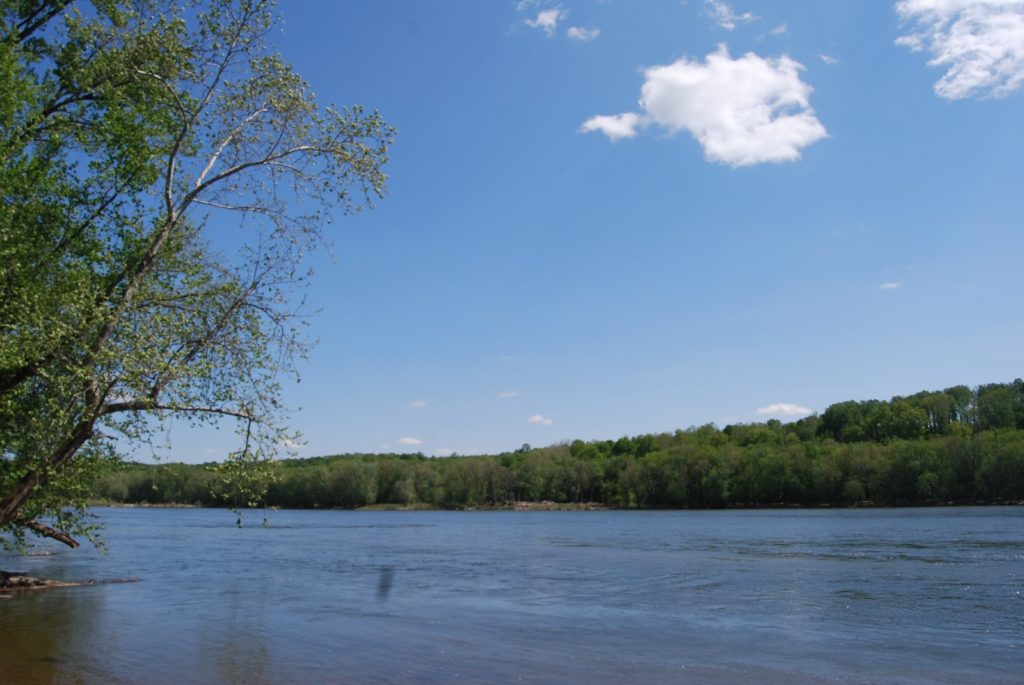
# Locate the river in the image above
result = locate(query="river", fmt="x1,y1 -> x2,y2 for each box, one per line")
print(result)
1,507 -> 1021,684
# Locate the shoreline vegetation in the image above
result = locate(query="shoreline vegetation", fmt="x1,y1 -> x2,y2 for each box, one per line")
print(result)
89,500 -> 616,511
91,379 -> 1024,512
88,499 -> 1021,512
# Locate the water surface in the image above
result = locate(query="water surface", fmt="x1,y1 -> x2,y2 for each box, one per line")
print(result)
1,507 -> 1021,684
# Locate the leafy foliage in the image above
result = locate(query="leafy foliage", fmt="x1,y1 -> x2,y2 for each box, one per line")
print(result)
95,379 -> 1024,511
0,0 -> 392,547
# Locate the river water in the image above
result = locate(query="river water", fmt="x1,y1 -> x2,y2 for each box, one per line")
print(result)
0,507 -> 1021,684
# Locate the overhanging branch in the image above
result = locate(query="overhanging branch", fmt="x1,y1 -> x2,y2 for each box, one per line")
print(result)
100,400 -> 253,420
22,518 -> 81,549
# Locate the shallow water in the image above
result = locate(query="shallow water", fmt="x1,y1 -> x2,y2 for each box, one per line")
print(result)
1,507 -> 1021,684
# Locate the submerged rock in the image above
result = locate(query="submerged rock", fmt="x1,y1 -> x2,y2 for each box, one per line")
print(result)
0,570 -> 139,593
0,570 -> 85,591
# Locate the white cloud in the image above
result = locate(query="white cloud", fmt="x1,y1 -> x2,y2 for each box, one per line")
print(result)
820,53 -> 839,65
278,438 -> 306,449
879,281 -> 902,289
756,403 -> 813,417
398,437 -> 423,446
497,390 -> 520,398
756,22 -> 788,40
567,26 -> 600,41
527,414 -> 554,425
410,400 -> 428,408
579,112 -> 644,141
434,448 -> 456,457
526,8 -> 567,36
705,0 -> 757,30
582,45 -> 827,167
896,0 -> 1024,99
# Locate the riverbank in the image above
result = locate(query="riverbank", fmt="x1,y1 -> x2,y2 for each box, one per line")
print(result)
0,570 -> 87,592
93,425 -> 1024,512
90,499 -> 1021,512
0,570 -> 141,594
356,500 -> 611,511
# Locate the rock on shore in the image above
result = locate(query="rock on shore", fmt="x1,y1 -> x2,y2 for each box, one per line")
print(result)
0,570 -> 87,591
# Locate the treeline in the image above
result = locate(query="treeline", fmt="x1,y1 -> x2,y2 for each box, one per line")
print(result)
816,380 -> 1024,442
93,380 -> 1024,509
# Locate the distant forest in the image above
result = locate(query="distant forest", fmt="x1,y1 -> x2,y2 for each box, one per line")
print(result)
94,379 -> 1024,509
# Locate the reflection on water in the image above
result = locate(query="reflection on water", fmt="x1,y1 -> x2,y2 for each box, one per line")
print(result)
0,584 -> 104,685
201,578 -> 272,685
376,566 -> 395,601
1,507 -> 1022,684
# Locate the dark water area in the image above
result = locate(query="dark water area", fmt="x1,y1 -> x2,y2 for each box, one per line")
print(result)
1,507 -> 1021,684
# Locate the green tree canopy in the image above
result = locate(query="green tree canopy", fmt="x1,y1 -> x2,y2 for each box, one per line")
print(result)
0,0 -> 392,547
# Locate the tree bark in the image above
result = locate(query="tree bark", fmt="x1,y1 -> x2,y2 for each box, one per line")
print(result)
21,519 -> 80,548
0,419 -> 94,532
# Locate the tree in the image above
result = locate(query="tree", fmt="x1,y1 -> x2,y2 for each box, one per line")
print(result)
890,400 -> 928,440
0,0 -> 393,547
976,385 -> 1016,431
912,391 -> 954,435
943,385 -> 974,426
819,401 -> 865,442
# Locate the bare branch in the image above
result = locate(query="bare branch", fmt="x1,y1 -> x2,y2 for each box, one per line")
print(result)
21,518 -> 81,549
194,106 -> 268,190
100,400 -> 253,421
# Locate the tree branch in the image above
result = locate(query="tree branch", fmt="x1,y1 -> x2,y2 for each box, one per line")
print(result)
100,399 -> 252,421
194,105 -> 268,189
0,418 -> 96,525
21,518 -> 81,549
16,0 -> 73,43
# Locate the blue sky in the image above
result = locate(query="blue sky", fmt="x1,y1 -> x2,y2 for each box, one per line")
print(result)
167,0 -> 1024,462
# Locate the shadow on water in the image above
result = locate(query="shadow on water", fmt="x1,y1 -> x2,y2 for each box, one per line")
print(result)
0,586 -> 104,685
376,565 -> 395,601
197,577 -> 272,685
